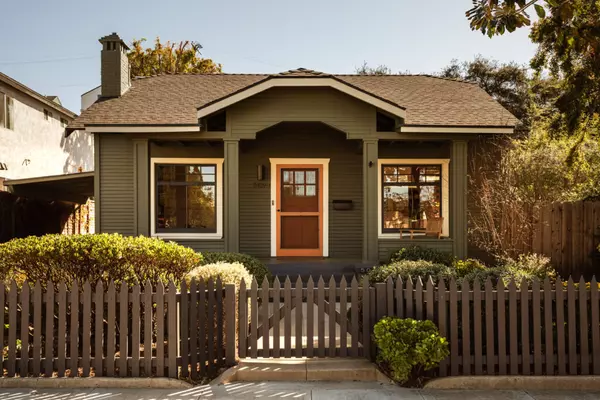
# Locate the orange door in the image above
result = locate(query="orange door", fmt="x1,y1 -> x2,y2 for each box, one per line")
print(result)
276,165 -> 323,257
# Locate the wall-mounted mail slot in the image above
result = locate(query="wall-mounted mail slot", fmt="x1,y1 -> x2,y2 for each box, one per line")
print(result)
332,200 -> 353,210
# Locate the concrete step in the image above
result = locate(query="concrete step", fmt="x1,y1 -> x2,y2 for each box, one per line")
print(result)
214,358 -> 391,384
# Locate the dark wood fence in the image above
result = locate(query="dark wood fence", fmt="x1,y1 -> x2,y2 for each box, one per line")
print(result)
504,201 -> 600,279
1,280 -> 236,379
3,276 -> 600,379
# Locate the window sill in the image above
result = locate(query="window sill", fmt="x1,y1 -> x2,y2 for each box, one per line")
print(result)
378,234 -> 450,240
152,233 -> 223,240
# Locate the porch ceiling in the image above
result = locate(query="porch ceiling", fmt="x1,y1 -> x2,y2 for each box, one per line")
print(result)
4,172 -> 94,204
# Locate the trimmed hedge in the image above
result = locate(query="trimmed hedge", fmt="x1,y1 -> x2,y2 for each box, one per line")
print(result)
0,234 -> 202,287
202,252 -> 271,283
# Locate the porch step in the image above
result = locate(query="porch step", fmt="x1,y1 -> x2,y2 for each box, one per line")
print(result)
214,358 -> 391,384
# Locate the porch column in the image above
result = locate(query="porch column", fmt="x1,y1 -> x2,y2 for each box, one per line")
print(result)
363,138 -> 379,263
133,138 -> 149,236
224,138 -> 240,252
451,139 -> 468,259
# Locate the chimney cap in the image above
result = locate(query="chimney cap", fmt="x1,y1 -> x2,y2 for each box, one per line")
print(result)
99,32 -> 130,50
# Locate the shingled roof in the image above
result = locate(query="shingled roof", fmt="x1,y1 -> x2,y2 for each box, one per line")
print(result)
68,68 -> 518,131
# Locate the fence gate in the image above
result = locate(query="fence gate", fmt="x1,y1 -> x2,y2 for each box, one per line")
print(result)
238,276 -> 371,359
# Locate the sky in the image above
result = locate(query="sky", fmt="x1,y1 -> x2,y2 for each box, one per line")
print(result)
0,0 -> 538,113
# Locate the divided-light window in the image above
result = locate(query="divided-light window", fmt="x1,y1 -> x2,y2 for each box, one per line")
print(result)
155,164 -> 217,233
382,165 -> 442,232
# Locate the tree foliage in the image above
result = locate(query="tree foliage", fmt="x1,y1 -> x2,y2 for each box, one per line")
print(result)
127,37 -> 222,78
466,0 -> 600,134
355,62 -> 393,75
439,56 -> 531,128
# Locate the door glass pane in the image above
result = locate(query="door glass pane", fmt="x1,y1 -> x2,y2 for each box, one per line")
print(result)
294,171 -> 305,184
295,186 -> 305,196
306,185 -> 316,196
283,171 -> 292,183
306,171 -> 316,184
283,184 -> 293,196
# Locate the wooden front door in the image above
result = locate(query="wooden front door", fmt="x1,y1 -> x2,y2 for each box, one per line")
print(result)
276,165 -> 323,257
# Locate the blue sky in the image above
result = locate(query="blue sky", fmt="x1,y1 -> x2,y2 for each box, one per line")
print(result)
1,0 -> 537,113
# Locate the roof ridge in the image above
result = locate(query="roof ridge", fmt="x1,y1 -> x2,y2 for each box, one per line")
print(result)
335,73 -> 478,85
131,72 -> 269,80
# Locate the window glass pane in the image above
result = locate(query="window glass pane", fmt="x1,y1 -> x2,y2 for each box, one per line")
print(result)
306,171 -> 316,184
201,166 -> 215,174
295,185 -> 305,196
383,166 -> 397,175
306,185 -> 316,196
383,186 -> 409,229
419,185 -> 441,219
398,166 -> 414,182
157,184 -> 184,229
383,173 -> 397,183
294,171 -> 305,184
187,185 -> 216,229
419,166 -> 441,182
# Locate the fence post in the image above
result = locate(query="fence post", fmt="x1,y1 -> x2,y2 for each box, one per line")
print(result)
225,284 -> 236,366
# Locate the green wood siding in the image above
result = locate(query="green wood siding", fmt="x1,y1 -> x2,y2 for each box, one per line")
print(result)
228,87 -> 375,139
99,134 -> 135,235
170,239 -> 225,253
239,123 -> 363,258
378,239 -> 455,262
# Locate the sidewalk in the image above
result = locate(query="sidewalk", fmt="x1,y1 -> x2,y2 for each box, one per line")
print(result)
1,381 -> 599,399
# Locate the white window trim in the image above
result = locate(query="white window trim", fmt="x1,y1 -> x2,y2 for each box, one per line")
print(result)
378,159 -> 450,239
270,158 -> 330,257
150,157 -> 224,240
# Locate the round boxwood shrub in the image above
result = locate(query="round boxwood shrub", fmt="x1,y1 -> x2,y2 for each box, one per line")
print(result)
389,246 -> 455,266
185,261 -> 252,287
0,233 -> 202,287
452,258 -> 487,278
367,260 -> 455,285
374,317 -> 449,385
202,252 -> 271,283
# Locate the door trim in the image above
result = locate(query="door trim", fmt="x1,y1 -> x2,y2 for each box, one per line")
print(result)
270,158 -> 330,257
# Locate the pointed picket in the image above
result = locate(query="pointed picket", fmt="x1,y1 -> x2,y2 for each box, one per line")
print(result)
437,279 -> 448,377
318,276 -> 326,358
591,276 -> 600,375
339,276 -> 348,357
484,278 -> 495,376
273,277 -> 281,358
497,279 -> 507,374
261,277 -> 270,357
106,281 -> 116,376
328,276 -> 336,357
567,277 -> 577,375
472,278 -> 482,375
579,276 -> 590,374
284,277 -> 292,358
295,276 -> 304,358
306,276 -> 314,358
350,276 -> 359,357
250,278 -> 258,358
238,279 -> 247,359
94,281 -> 104,377
448,278 -> 458,375
461,278 -> 472,375
520,278 -> 530,375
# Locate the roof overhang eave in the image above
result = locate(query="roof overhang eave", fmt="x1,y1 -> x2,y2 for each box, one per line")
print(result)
196,76 -> 407,120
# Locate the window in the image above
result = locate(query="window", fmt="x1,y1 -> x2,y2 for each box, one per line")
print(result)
60,117 -> 68,127
0,93 -> 14,130
151,158 -> 223,238
44,109 -> 53,121
378,159 -> 449,237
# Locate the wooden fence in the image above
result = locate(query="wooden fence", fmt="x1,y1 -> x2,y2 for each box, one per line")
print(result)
0,280 -> 236,379
240,275 -> 600,376
2,276 -> 600,379
504,201 -> 600,279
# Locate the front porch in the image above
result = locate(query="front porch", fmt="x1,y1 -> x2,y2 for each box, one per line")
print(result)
136,120 -> 466,265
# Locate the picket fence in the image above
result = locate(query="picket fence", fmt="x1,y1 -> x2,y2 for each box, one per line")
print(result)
2,275 -> 600,379
0,280 -> 236,379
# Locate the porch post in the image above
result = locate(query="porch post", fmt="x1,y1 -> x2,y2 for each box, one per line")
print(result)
451,139 -> 468,259
224,138 -> 240,252
132,138 -> 149,236
363,138 -> 379,263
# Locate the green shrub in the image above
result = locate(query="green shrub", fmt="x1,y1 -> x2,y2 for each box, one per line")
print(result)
462,266 -> 504,287
185,261 -> 252,287
0,234 -> 202,287
203,252 -> 271,283
374,317 -> 449,384
497,253 -> 556,283
453,258 -> 487,278
389,246 -> 454,266
367,260 -> 454,285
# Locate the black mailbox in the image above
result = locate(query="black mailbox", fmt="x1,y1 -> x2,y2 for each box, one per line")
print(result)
332,200 -> 353,210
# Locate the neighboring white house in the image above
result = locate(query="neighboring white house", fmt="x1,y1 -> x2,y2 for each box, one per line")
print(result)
0,72 -> 94,184
81,85 -> 101,112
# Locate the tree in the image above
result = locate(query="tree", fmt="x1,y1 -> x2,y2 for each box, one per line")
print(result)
466,0 -> 600,135
439,56 -> 531,128
127,37 -> 222,78
355,62 -> 393,75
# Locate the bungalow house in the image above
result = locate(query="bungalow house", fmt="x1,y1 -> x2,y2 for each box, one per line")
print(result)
67,33 -> 517,266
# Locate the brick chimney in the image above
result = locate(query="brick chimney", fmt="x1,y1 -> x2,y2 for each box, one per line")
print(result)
99,33 -> 130,98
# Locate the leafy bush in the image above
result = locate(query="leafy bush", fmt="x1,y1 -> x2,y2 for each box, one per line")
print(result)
389,246 -> 454,266
374,317 -> 449,384
0,234 -> 202,287
453,258 -> 486,278
367,260 -> 454,285
184,261 -> 252,287
203,252 -> 271,283
497,253 -> 556,283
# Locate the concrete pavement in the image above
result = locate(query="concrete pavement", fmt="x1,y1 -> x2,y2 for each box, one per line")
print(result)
1,382 -> 600,399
